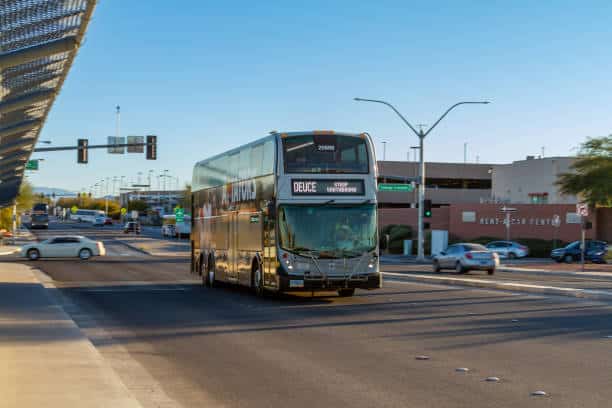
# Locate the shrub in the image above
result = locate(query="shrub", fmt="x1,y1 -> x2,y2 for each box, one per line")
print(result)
380,224 -> 413,254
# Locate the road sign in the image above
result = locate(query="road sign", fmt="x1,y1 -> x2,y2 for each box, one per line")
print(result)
71,206 -> 78,214
576,203 -> 588,217
120,207 -> 127,216
174,207 -> 185,223
131,210 -> 139,220
378,183 -> 414,192
127,136 -> 144,153
107,136 -> 125,154
25,160 -> 39,170
552,214 -> 561,228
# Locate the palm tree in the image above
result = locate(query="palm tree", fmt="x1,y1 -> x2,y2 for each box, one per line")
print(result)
556,136 -> 612,206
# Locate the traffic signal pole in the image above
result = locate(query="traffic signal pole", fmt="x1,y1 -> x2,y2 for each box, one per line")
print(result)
417,130 -> 425,260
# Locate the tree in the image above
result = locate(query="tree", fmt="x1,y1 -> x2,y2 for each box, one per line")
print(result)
0,179 -> 35,230
127,199 -> 148,213
557,135 -> 612,206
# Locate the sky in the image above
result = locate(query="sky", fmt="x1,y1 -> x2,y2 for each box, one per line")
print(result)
28,0 -> 612,192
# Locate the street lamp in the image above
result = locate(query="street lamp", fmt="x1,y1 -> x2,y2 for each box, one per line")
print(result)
354,97 -> 490,261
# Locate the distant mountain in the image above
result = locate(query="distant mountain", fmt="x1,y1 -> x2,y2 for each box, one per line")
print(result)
33,187 -> 77,197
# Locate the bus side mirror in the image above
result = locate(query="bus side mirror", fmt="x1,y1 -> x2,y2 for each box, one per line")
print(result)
267,202 -> 276,218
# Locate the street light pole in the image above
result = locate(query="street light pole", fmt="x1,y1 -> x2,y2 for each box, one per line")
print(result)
354,98 -> 490,261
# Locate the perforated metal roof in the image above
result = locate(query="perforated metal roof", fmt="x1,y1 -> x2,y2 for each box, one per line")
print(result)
0,0 -> 96,207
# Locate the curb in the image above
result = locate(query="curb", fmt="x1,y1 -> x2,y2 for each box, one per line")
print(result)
497,266 -> 612,280
383,272 -> 612,302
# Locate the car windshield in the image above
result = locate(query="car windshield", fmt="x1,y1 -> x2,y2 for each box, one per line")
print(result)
278,204 -> 377,258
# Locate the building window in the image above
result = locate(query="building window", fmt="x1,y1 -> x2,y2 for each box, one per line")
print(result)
462,211 -> 476,222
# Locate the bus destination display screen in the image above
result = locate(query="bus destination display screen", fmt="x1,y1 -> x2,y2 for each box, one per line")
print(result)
291,179 -> 365,195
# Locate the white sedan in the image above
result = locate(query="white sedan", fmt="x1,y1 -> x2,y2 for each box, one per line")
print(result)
21,236 -> 106,260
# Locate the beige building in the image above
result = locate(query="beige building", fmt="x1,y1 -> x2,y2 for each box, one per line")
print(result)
491,157 -> 577,204
377,161 -> 493,207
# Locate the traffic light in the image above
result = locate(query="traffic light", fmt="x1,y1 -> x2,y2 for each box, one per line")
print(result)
146,135 -> 157,160
423,199 -> 432,218
77,138 -> 88,163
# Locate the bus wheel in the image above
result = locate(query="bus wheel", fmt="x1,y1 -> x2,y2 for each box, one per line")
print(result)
252,263 -> 264,297
338,288 -> 355,297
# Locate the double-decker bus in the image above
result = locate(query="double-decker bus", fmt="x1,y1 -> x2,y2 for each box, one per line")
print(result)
191,130 -> 381,297
30,203 -> 49,229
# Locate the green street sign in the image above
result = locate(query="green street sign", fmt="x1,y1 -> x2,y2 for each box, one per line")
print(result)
25,160 -> 39,171
174,207 -> 185,223
378,183 -> 414,192
71,206 -> 78,214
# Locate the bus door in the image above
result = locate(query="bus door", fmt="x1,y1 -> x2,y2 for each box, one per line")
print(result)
263,208 -> 276,288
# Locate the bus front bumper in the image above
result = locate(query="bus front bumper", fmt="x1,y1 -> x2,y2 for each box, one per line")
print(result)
278,273 -> 382,292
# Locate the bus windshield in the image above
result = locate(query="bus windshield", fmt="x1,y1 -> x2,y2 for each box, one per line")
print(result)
278,204 -> 377,258
282,134 -> 369,174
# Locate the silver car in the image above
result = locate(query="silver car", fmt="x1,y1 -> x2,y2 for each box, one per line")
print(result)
485,241 -> 529,259
433,243 -> 498,275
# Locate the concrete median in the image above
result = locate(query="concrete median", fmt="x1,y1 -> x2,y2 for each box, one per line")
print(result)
383,271 -> 612,302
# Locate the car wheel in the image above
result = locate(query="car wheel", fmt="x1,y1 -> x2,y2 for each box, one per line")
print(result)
27,248 -> 40,261
338,288 -> 355,297
487,269 -> 495,275
79,248 -> 92,260
564,254 -> 573,263
455,262 -> 464,274
433,260 -> 441,273
508,252 -> 516,260
252,263 -> 265,297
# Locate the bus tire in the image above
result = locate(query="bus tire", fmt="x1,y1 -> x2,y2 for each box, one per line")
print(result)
252,260 -> 264,297
338,288 -> 355,297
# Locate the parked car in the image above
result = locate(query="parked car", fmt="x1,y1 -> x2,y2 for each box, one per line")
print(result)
162,224 -> 177,238
21,236 -> 105,260
104,217 -> 113,225
551,240 -> 608,264
93,216 -> 105,226
485,240 -> 529,259
433,243 -> 498,275
123,221 -> 141,234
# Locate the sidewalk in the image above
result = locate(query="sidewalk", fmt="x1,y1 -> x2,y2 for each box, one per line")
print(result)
0,263 -> 141,407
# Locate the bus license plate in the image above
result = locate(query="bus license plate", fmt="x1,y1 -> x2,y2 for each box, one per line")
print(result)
290,280 -> 304,288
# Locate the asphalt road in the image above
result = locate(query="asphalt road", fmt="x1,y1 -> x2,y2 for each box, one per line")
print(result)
22,223 -> 612,408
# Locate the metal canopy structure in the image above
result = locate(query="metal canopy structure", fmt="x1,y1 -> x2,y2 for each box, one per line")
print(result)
0,0 -> 97,207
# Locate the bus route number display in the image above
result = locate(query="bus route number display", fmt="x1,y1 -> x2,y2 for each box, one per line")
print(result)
291,179 -> 365,195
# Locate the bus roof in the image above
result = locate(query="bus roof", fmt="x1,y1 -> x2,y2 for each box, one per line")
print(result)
193,130 -> 369,169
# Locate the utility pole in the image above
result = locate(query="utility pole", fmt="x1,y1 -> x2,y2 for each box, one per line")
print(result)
382,141 -> 387,160
464,142 -> 468,163
354,98 -> 490,261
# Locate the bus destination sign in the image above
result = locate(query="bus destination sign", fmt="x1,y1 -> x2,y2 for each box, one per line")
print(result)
291,179 -> 365,195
